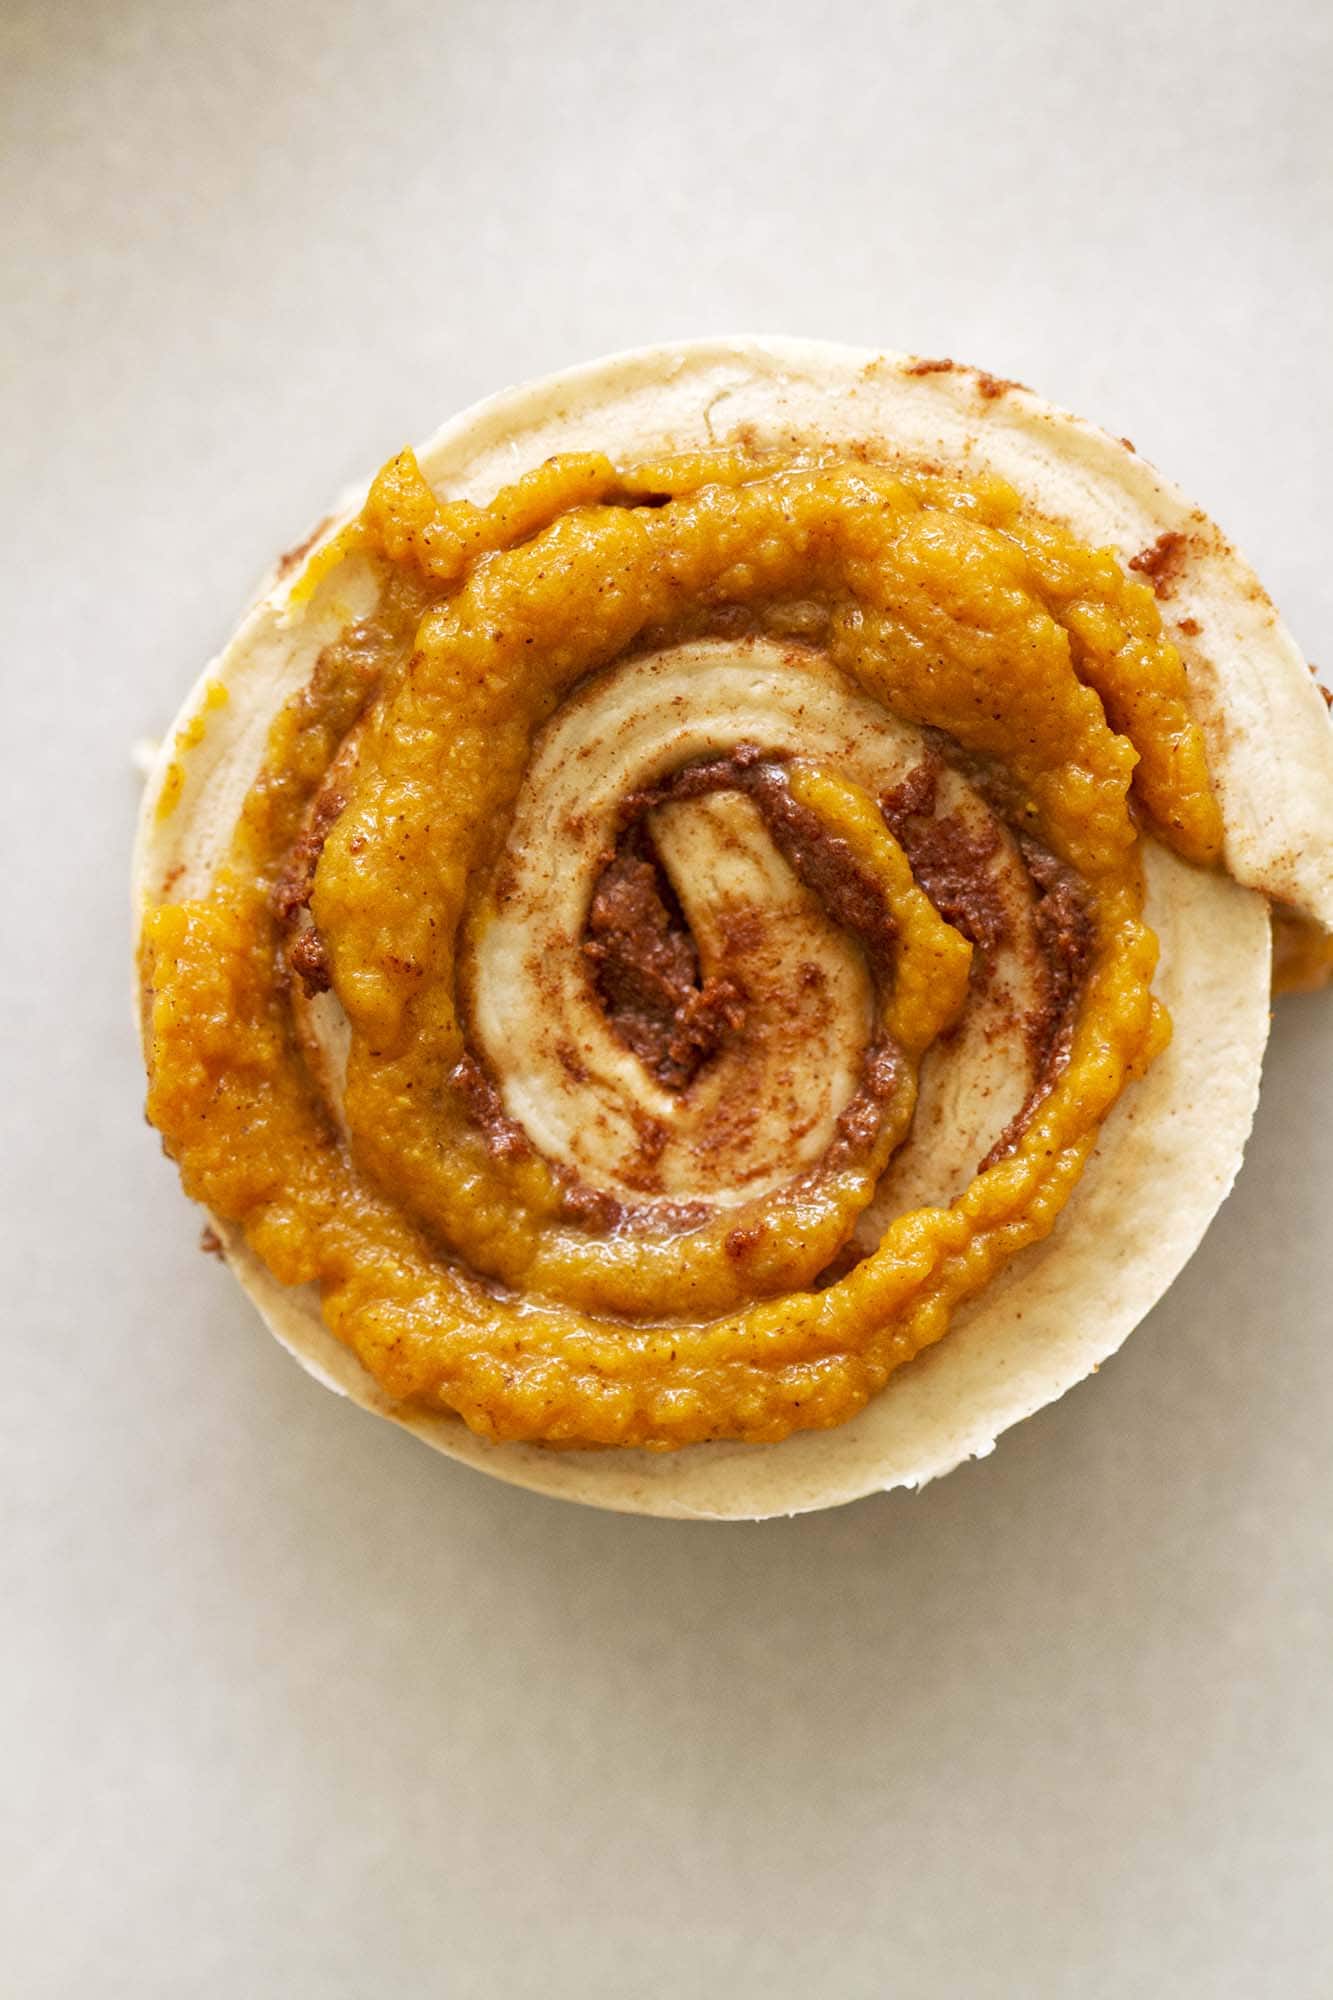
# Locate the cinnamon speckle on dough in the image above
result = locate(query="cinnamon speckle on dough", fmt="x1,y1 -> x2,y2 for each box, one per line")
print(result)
276,514 -> 336,580
1128,531 -> 1188,598
974,369 -> 1027,399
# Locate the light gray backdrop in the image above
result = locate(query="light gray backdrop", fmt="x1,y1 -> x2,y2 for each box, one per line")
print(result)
4,1 -> 1330,1993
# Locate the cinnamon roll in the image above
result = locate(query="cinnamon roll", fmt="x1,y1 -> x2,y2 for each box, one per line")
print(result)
134,341 -> 1332,1515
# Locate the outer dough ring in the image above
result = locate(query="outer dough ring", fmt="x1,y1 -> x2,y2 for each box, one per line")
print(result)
135,338 -> 1330,1519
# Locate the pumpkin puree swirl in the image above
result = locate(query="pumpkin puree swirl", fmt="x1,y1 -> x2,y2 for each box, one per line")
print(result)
140,447 -> 1222,1449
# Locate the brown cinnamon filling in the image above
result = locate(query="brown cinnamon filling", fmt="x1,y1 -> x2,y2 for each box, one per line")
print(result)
880,757 -> 1008,966
975,839 -> 1095,1171
268,598 -> 416,994
587,744 -> 1050,1097
895,739 -> 1097,1115
583,826 -> 746,1089
583,747 -> 903,1093
584,745 -> 1095,1180
448,1052 -> 643,1230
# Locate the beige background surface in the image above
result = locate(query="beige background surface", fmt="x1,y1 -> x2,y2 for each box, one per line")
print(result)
4,1 -> 1331,1993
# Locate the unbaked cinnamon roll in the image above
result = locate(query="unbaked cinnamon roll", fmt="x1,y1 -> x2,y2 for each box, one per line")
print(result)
134,341 -> 1333,1516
